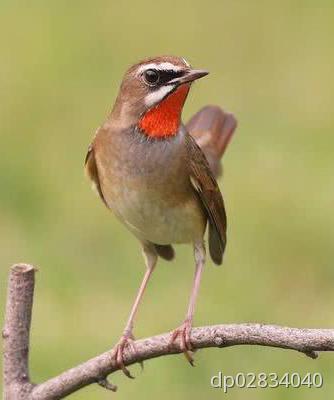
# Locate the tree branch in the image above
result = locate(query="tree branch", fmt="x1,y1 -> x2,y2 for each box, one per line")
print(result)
2,264 -> 36,399
2,264 -> 334,399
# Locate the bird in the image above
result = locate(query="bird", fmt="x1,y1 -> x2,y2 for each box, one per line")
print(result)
85,55 -> 237,376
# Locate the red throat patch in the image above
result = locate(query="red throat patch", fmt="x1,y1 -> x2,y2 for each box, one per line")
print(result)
138,84 -> 190,138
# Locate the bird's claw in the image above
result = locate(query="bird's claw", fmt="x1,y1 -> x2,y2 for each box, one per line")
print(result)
169,319 -> 194,365
112,333 -> 138,378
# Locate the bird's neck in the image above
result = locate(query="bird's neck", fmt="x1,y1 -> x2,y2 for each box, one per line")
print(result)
138,84 -> 190,138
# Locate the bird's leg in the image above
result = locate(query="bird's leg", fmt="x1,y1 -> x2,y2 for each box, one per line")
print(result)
113,243 -> 157,378
170,241 -> 205,365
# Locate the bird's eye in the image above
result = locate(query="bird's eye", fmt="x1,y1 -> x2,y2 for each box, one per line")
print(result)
143,69 -> 160,85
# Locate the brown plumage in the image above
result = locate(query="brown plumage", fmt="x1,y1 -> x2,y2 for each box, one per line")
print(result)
186,106 -> 237,263
85,56 -> 237,374
187,105 -> 237,178
185,134 -> 227,265
85,107 -> 236,265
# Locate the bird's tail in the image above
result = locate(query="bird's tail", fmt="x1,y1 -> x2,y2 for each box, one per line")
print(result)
186,105 -> 237,178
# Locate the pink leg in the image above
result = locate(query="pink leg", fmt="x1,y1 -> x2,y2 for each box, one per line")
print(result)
114,244 -> 157,378
170,241 -> 205,365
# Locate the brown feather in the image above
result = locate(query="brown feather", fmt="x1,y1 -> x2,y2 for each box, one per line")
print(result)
186,105 -> 237,178
84,144 -> 108,207
153,244 -> 175,261
185,134 -> 227,265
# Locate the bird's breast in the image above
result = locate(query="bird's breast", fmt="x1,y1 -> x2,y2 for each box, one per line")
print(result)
94,126 -> 206,244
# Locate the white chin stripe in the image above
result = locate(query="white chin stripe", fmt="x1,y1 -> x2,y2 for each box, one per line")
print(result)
145,85 -> 174,107
137,62 -> 182,75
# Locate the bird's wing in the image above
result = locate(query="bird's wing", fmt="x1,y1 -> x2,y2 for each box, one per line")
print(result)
185,133 -> 227,265
186,105 -> 237,178
84,143 -> 108,207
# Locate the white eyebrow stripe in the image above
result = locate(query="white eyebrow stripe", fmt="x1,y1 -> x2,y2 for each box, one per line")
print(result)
144,85 -> 174,107
182,57 -> 190,67
137,62 -> 182,74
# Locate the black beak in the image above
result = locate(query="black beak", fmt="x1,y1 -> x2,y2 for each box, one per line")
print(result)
169,69 -> 209,85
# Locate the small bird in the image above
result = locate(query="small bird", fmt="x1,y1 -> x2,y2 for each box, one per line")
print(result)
85,56 -> 237,375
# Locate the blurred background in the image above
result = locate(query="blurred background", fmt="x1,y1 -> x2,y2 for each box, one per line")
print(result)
1,1 -> 333,399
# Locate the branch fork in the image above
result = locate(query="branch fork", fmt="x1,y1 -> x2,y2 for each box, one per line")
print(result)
2,264 -> 334,399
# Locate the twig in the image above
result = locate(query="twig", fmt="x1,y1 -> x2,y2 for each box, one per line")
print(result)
2,264 -> 334,399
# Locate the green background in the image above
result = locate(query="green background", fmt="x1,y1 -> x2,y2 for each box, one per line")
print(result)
1,1 -> 333,399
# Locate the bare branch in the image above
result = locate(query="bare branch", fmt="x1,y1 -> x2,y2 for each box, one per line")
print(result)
3,264 -> 36,399
2,264 -> 334,400
31,324 -> 334,399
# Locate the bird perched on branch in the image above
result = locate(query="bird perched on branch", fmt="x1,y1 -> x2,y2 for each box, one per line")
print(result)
85,56 -> 237,376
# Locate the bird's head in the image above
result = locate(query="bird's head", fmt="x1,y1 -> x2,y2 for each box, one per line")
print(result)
112,56 -> 208,138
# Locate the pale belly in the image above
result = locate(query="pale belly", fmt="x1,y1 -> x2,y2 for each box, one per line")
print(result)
94,125 -> 206,244
104,180 -> 206,245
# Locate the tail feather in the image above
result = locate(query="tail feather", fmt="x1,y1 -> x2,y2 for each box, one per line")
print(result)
186,105 -> 237,178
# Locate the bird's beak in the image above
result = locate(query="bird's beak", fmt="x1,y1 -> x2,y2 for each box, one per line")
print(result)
169,69 -> 209,86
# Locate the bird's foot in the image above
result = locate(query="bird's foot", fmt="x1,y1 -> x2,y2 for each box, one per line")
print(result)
112,332 -> 138,378
169,319 -> 194,365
